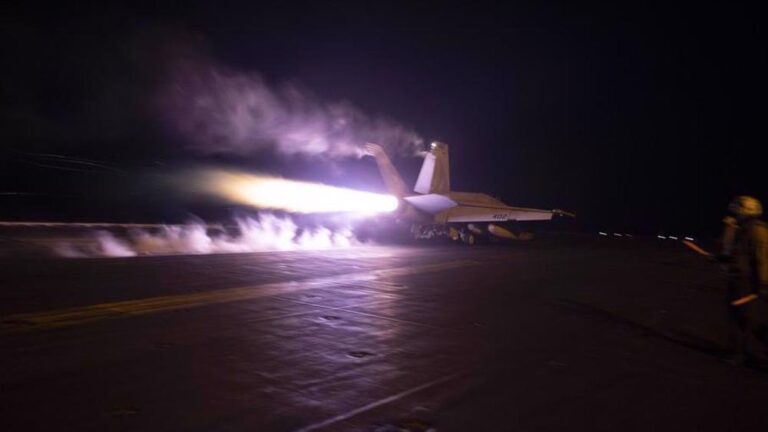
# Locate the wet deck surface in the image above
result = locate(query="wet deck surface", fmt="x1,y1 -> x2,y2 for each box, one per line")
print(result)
2,237 -> 768,431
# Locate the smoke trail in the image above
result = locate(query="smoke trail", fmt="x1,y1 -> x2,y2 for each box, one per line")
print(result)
159,50 -> 423,159
54,214 -> 361,258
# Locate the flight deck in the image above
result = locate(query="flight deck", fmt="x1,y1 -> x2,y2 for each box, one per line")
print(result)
1,236 -> 767,431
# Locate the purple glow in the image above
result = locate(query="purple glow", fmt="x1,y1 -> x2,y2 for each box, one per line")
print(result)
159,50 -> 422,159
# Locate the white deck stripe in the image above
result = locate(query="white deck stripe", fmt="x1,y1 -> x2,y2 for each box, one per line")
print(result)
295,373 -> 458,432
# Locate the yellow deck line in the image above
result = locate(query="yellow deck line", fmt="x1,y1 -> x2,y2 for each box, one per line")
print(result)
1,260 -> 477,334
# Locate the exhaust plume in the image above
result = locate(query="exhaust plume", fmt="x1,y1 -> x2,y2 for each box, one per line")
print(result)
194,170 -> 398,214
160,51 -> 423,158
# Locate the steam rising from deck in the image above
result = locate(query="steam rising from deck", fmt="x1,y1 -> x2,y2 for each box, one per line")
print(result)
51,170 -> 398,258
55,214 -> 362,258
198,170 -> 399,214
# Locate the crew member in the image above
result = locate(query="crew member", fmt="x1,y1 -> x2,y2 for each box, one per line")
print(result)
720,196 -> 768,365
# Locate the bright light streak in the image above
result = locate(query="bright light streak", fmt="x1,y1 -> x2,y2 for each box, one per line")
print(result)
684,236 -> 694,241
200,170 -> 399,214
669,236 -> 679,240
613,233 -> 623,237
599,232 -> 608,236
657,235 -> 667,239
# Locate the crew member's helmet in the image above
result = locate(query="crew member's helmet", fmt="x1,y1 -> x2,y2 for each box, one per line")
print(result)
729,195 -> 763,218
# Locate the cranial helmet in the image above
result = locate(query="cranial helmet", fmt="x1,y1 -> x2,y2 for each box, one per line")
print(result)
729,195 -> 763,218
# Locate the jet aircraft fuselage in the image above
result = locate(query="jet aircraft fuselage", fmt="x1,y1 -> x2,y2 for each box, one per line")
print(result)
366,142 -> 571,244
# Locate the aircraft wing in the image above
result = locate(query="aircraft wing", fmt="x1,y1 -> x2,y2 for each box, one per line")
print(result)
442,205 -> 557,223
403,194 -> 458,214
404,192 -> 572,222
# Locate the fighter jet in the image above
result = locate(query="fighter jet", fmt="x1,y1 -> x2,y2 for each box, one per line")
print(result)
366,142 -> 572,244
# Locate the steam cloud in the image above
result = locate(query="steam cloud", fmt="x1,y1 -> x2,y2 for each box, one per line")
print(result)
55,214 -> 361,258
161,51 -> 423,158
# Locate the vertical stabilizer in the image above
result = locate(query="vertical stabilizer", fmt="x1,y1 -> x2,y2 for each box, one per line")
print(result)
365,143 -> 409,197
414,142 -> 450,194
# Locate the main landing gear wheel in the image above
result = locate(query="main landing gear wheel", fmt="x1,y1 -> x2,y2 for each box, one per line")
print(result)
460,231 -> 476,245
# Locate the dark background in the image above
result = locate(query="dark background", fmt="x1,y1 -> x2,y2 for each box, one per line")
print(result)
1,2 -> 765,235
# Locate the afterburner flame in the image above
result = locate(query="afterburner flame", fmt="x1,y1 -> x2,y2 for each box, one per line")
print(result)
201,170 -> 398,213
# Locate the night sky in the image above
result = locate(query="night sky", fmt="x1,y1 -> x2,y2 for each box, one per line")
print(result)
1,2 -> 766,235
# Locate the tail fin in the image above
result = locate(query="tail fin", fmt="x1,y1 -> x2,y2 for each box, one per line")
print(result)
414,142 -> 450,194
365,143 -> 409,197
